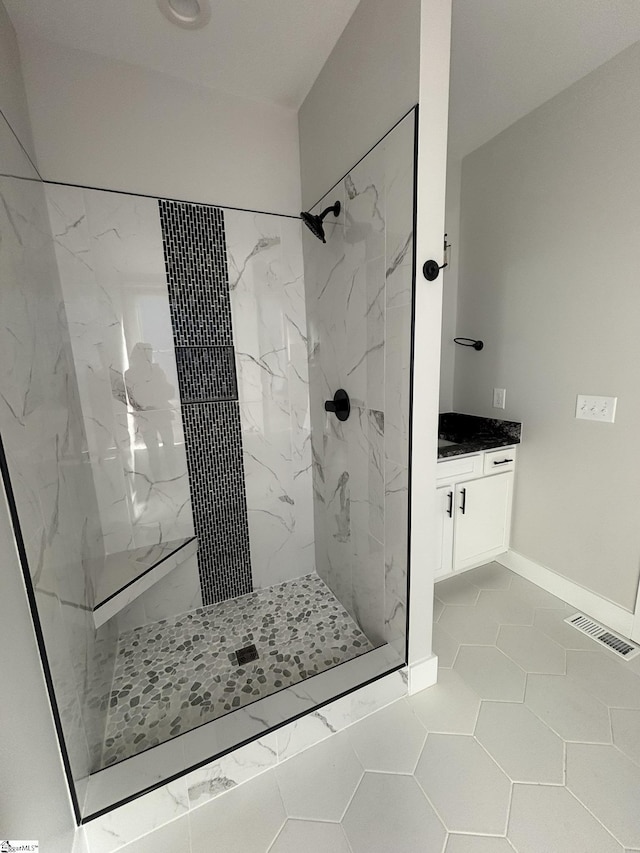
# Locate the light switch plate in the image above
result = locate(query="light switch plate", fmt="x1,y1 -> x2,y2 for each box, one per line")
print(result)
575,395 -> 617,423
493,388 -> 506,409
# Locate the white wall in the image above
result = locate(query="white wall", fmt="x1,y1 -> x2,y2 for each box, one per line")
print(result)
439,156 -> 461,411
454,42 -> 640,611
16,35 -> 302,216
0,5 -> 76,847
298,0 -> 421,209
0,0 -> 35,163
410,0 -> 451,681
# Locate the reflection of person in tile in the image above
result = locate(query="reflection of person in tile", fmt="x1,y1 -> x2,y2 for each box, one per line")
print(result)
125,342 -> 176,478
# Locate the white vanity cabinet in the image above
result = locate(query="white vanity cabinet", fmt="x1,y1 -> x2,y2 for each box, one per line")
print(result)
435,447 -> 516,579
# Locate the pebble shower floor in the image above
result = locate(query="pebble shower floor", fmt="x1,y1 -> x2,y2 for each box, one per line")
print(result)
98,574 -> 374,769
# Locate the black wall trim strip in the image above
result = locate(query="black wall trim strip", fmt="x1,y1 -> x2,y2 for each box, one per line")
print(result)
0,433 -> 82,826
405,103 -> 420,666
42,178 -> 300,220
308,103 -> 420,213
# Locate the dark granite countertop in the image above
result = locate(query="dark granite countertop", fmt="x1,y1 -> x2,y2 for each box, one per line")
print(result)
438,412 -> 521,459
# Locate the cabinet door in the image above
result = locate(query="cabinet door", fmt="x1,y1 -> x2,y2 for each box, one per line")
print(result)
435,485 -> 455,579
454,473 -> 513,571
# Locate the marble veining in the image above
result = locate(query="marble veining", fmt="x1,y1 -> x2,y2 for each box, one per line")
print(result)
225,211 -> 315,590
303,109 -> 416,655
45,185 -> 196,568
0,172 -> 117,797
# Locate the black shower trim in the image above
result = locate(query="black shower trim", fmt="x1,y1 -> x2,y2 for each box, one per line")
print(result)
405,103 -> 419,668
307,103 -> 419,213
0,433 -> 83,825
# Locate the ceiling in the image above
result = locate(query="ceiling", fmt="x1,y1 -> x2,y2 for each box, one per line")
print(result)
6,0 -> 640,153
3,0 -> 360,110
448,0 -> 640,160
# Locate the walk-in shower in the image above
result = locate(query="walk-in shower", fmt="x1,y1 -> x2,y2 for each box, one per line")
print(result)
0,106 -> 417,819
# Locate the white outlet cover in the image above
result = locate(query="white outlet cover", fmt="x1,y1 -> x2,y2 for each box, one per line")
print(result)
575,394 -> 617,423
493,388 -> 506,409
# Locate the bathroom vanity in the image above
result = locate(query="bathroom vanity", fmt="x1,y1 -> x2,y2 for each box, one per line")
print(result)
435,413 -> 521,579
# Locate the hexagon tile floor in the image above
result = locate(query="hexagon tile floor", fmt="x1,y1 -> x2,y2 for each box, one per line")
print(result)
115,562 -> 640,853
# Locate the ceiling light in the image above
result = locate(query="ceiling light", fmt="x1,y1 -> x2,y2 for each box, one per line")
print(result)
157,0 -> 211,29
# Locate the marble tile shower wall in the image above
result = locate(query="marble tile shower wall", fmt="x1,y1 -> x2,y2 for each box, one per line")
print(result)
46,186 -> 315,614
45,186 -> 202,628
224,211 -> 315,589
0,167 -> 115,804
303,110 -> 415,653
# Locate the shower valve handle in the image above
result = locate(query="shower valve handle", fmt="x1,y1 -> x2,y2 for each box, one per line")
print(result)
325,389 -> 351,422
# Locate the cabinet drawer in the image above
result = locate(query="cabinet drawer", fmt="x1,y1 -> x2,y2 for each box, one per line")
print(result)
437,453 -> 483,483
483,447 -> 516,475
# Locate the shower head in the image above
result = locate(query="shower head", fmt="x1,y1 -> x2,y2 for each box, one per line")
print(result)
300,201 -> 341,243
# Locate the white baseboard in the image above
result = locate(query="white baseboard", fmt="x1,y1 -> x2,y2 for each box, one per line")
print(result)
408,654 -> 439,694
496,550 -> 634,638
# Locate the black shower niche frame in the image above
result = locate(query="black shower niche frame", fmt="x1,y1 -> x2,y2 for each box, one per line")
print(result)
1,102 -> 419,823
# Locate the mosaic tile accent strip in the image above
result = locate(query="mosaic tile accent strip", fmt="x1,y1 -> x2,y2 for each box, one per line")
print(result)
98,573 -> 374,769
159,199 -> 252,604
175,346 -> 238,403
158,200 -> 232,347
181,401 -> 252,604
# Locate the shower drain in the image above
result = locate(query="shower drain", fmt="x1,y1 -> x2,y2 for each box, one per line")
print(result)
565,613 -> 640,660
235,644 -> 259,666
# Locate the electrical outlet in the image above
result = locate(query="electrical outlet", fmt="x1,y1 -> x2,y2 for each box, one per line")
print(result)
493,388 -> 506,409
575,395 -> 617,423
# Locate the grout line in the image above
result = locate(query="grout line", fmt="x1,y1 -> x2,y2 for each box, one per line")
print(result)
563,785 -> 626,848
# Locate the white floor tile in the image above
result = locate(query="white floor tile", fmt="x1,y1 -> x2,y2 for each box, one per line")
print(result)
497,624 -> 566,674
435,574 -> 481,606
508,575 -> 567,609
473,589 -> 535,627
566,742 -> 640,848
347,698 -> 426,773
434,597 -> 445,621
566,650 -> 640,710
525,673 -> 612,742
465,562 -> 513,590
268,820 -> 351,853
343,772 -> 446,853
275,731 -> 363,821
475,701 -> 564,783
533,608 -> 598,650
433,622 -> 460,668
453,646 -> 526,701
438,605 -> 500,645
445,835 -> 515,852
409,668 -> 481,734
415,734 -> 511,834
508,784 -> 622,853
189,773 -> 286,853
611,708 -> 640,767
